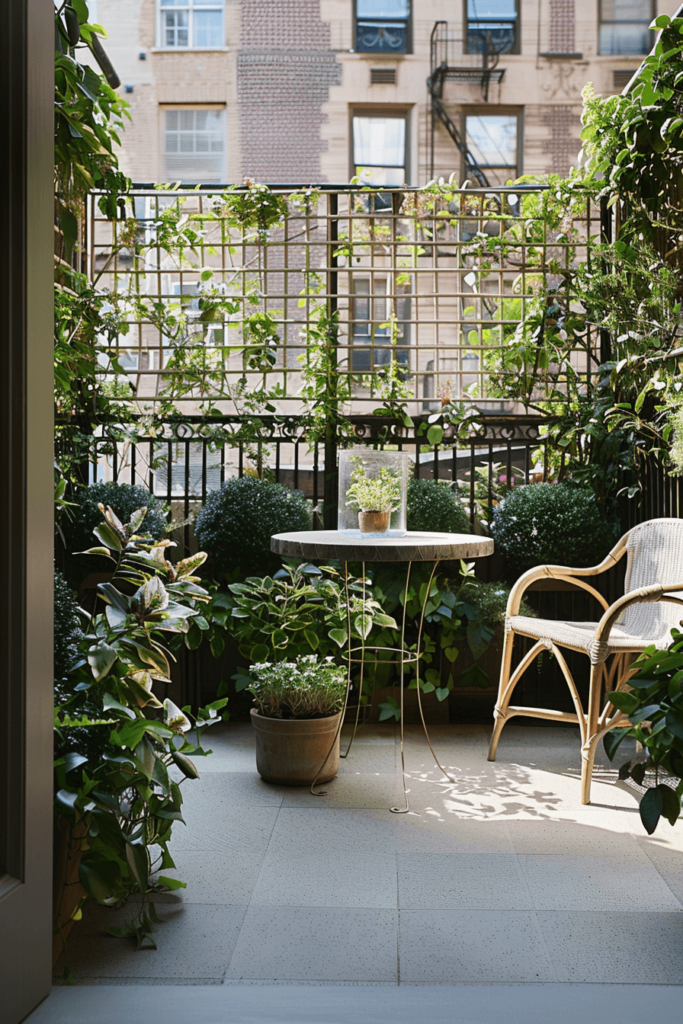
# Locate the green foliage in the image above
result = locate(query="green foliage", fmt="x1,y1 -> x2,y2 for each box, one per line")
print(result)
54,570 -> 83,692
345,460 -> 402,514
491,483 -> 617,574
62,482 -> 168,585
248,656 -> 347,719
407,478 -> 470,534
54,505 -> 227,948
372,561 -> 528,707
228,563 -> 396,675
604,631 -> 683,834
54,2 -> 130,205
194,477 -> 312,577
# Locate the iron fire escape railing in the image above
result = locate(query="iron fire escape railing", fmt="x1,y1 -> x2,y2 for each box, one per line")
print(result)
428,20 -> 510,184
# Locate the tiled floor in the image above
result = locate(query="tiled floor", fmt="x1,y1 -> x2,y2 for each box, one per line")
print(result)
52,722 -> 683,987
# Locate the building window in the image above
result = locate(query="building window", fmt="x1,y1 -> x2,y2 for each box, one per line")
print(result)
162,107 -> 226,183
352,114 -> 407,187
599,0 -> 653,55
464,112 -> 519,185
466,0 -> 519,56
355,1 -> 411,54
351,277 -> 410,371
158,0 -> 224,49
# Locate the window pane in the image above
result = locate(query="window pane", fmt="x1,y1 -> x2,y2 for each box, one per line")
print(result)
194,11 -> 223,46
467,0 -> 516,16
161,1 -> 187,6
353,117 -> 405,168
355,166 -> 405,186
164,108 -> 225,182
465,115 -> 517,167
357,1 -> 409,16
601,0 -> 647,19
599,23 -> 650,54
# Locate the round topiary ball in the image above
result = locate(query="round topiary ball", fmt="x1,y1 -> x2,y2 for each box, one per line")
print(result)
62,481 -> 169,586
407,478 -> 470,534
194,476 -> 312,577
491,482 -> 617,575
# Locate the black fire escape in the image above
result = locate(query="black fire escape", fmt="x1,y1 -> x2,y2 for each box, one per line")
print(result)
428,20 -> 509,186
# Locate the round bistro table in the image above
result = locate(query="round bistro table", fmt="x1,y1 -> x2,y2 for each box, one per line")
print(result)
270,530 -> 494,812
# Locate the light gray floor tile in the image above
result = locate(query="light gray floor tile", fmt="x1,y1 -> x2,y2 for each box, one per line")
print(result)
280,773 -> 403,809
170,804 -> 280,854
519,853 -> 683,912
54,903 -> 247,982
225,907 -> 398,981
538,911 -> 683,983
264,808 -> 402,855
638,839 -> 683,904
180,772 -> 286,809
507,820 -> 644,857
399,909 -> 557,983
398,853 -> 530,910
251,851 -> 398,908
337,743 -> 397,774
151,850 -> 267,905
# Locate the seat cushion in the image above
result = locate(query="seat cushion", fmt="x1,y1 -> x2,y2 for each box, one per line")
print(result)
507,615 -> 675,660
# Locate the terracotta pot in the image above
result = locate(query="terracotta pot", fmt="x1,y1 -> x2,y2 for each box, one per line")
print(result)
250,708 -> 342,785
358,510 -> 390,534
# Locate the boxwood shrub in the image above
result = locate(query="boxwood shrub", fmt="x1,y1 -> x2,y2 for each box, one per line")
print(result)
407,478 -> 470,534
491,482 -> 617,575
61,481 -> 169,585
194,476 -> 312,577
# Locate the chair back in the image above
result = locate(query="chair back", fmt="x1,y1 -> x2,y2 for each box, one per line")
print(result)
621,518 -> 683,643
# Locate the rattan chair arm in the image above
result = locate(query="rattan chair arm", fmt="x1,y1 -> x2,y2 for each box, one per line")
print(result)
506,545 -> 626,618
594,582 -> 683,648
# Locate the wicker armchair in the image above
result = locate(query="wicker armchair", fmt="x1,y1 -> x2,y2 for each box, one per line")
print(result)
487,518 -> 683,804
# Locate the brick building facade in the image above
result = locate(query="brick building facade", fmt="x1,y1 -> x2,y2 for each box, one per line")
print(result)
94,0 -> 674,187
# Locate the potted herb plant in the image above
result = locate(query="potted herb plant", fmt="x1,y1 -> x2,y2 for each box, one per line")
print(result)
248,656 -> 347,785
345,459 -> 402,534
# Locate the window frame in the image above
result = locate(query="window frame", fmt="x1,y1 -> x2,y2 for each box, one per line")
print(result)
157,0 -> 225,50
460,107 -> 523,186
463,0 -> 520,57
350,107 -> 411,190
354,1 -> 412,56
161,104 -> 227,184
598,0 -> 655,56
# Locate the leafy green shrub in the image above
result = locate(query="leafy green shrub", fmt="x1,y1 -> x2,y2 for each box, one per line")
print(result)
249,656 -> 347,719
605,633 -> 683,835
195,476 -> 312,577
491,482 -> 616,574
62,481 -> 168,585
407,478 -> 470,534
229,563 -> 395,674
54,570 -> 82,695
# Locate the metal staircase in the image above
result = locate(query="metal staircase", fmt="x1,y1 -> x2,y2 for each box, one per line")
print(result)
427,21 -> 509,185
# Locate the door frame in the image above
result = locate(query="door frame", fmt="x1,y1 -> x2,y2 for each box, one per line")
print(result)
0,1 -> 55,1020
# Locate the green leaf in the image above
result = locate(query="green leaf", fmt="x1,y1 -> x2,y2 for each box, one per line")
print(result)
606,690 -> 640,716
93,521 -> 122,551
603,727 -> 629,762
639,786 -> 663,835
87,643 -> 117,681
459,663 -> 490,689
102,693 -> 136,720
250,644 -> 270,664
303,628 -> 319,651
125,841 -> 150,891
171,751 -> 199,779
665,709 -> 683,741
427,424 -> 444,445
435,687 -> 449,702
157,875 -> 187,891
210,632 -> 226,658
329,628 -> 348,648
659,784 -> 681,827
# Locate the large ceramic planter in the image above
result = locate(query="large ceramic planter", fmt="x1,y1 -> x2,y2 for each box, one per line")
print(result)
250,708 -> 342,785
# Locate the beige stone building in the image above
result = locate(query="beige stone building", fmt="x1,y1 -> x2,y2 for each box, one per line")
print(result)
89,0 -> 674,188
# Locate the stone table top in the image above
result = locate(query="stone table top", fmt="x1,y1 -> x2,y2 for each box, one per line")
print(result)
270,530 -> 494,563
